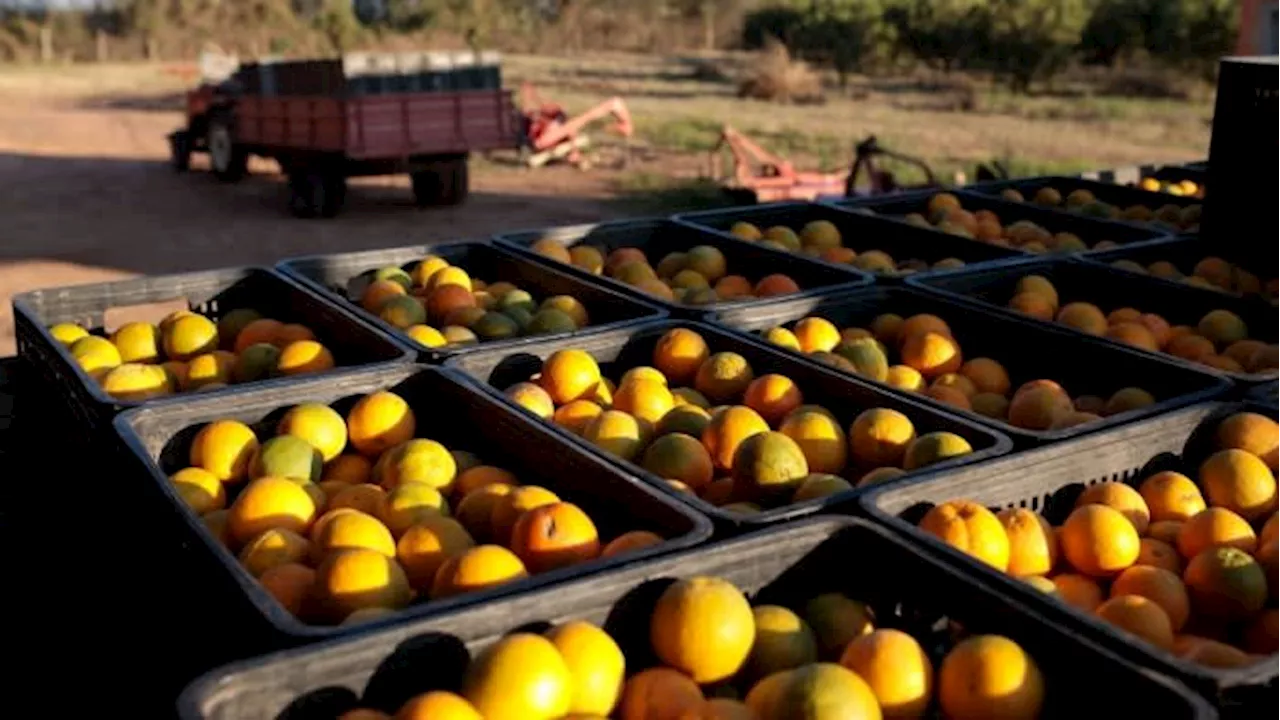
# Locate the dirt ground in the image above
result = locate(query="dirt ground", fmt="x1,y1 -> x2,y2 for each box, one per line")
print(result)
0,82 -> 640,355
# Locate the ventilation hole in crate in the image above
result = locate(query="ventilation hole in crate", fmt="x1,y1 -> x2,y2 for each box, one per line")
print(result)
603,578 -> 673,670
277,686 -> 359,720
361,632 -> 469,713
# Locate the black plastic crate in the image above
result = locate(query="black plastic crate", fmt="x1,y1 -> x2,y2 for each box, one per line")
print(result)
909,256 -> 1279,386
494,217 -> 872,318
445,319 -> 1011,530
1248,381 -> 1277,407
712,286 -> 1230,447
830,187 -> 1173,253
12,266 -> 413,433
861,402 -> 1277,712
963,176 -> 1203,235
1079,162 -> 1208,193
113,364 -> 712,661
277,240 -> 668,362
673,200 -> 1024,280
177,516 -> 1216,720
1079,236 -> 1277,305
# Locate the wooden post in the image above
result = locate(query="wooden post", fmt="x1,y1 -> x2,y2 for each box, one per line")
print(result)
96,30 -> 108,63
39,24 -> 53,63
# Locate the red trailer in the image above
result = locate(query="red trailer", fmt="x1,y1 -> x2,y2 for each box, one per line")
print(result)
169,53 -> 520,217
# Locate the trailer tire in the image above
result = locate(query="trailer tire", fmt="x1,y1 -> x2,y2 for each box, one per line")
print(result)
410,156 -> 469,207
207,115 -> 248,183
438,158 -> 469,206
169,131 -> 191,172
288,170 -> 346,219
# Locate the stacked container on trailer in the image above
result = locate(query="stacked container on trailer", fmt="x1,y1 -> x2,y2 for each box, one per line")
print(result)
169,50 -> 519,217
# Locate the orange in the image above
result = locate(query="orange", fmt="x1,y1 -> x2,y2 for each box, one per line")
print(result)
742,374 -> 803,425
899,314 -> 952,341
1095,595 -> 1175,650
111,321 -> 161,364
49,322 -> 89,346
426,266 -> 472,292
601,530 -> 663,558
1107,307 -> 1142,324
970,392 -> 1010,420
377,438 -> 456,491
702,406 -> 770,471
311,508 -> 396,561
652,328 -> 710,385
327,483 -> 387,517
793,317 -> 841,353
1198,309 -> 1249,347
650,576 -> 755,683
510,501 -> 601,573
1167,334 -> 1216,361
1136,538 -> 1183,574
613,379 -> 675,426
938,635 -> 1043,720
919,500 -> 1010,571
490,485 -> 560,545
959,358 -> 1010,396
1015,276 -> 1060,306
1008,292 -> 1055,321
532,238 -> 573,264
746,605 -> 818,680
1225,340 -> 1269,368
618,668 -> 704,720
998,508 -> 1058,577
1244,609 -> 1279,655
546,621 -> 626,716
312,547 -> 411,621
540,350 -> 603,405
1110,564 -> 1190,631
1139,471 -> 1207,523
396,515 -> 475,589
900,331 -> 962,378
924,385 -> 971,411
453,465 -> 517,499
839,628 -> 933,719
1055,302 -> 1108,336
379,482 -> 448,536
746,663 -> 880,719
395,692 -> 481,720
506,382 -> 556,420
642,433 -> 714,490
1052,573 -> 1103,612
1106,322 -> 1159,351
276,323 -> 316,347
430,544 -> 528,599
227,476 -> 318,547
231,318 -> 283,354
170,467 -> 226,515
683,698 -> 754,719
67,337 -> 118,381
362,280 -> 408,313
189,419 -> 259,483
849,408 -> 916,468
462,633 -> 572,720
454,484 -> 515,543
583,410 -> 645,461
902,432 -> 973,470
1263,512 -> 1279,546
754,274 -> 800,297
1075,482 -> 1151,534
1178,507 -> 1258,559
931,373 -> 978,399
259,562 -> 315,618
550,399 -> 604,436
1060,504 -> 1140,577
620,366 -> 669,388
804,593 -> 875,659
885,365 -> 926,392
277,340 -> 335,375
856,467 -> 906,487
695,352 -> 755,404
1173,635 -> 1254,669
1007,386 -> 1073,431
164,314 -> 219,361
764,326 -> 802,351
1183,546 -> 1268,620
346,391 -> 415,458
1139,313 -> 1172,347
238,527 -> 310,577
277,403 -> 347,462
202,510 -> 230,546
1199,449 -> 1278,521
715,275 -> 755,299
424,285 -> 474,325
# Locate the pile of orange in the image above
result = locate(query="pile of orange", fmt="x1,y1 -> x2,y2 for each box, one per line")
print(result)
723,218 -> 967,276
530,239 -> 804,305
919,411 -> 1279,668
353,256 -> 594,349
862,192 -> 1117,253
1004,273 -> 1279,374
337,575 -> 1045,720
1104,255 -> 1278,305
170,390 -> 663,625
997,184 -> 1202,232
49,308 -> 335,401
762,311 -> 1155,432
1139,176 -> 1205,199
502,328 -> 976,515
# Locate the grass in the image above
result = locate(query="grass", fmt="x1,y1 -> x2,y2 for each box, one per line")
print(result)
610,172 -> 736,213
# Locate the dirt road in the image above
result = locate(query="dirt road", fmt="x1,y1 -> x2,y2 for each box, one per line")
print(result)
0,87 -> 624,354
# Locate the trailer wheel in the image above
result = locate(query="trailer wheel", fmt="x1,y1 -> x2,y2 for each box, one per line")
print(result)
411,157 -> 469,207
288,170 -> 346,219
168,131 -> 191,172
207,115 -> 248,183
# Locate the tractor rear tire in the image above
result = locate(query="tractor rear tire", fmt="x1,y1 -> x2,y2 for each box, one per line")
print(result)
411,157 -> 469,207
288,170 -> 346,219
169,131 -> 191,172
207,115 -> 248,183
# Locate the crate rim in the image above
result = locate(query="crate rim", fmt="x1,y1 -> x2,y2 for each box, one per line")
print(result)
176,514 -> 1219,720
12,265 -> 416,412
1075,235 -> 1275,297
905,254 -> 1280,384
112,363 -> 714,642
492,215 -> 875,317
709,284 -> 1234,445
858,399 -> 1278,698
444,317 -> 1015,529
276,238 -> 671,362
